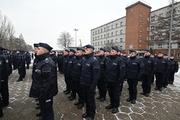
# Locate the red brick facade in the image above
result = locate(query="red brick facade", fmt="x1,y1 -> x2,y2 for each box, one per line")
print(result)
125,2 -> 151,51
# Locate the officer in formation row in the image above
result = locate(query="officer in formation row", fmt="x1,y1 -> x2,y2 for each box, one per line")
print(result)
0,46 -> 31,117
56,45 -> 178,120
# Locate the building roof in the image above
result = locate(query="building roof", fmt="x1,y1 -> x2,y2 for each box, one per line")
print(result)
126,1 -> 151,9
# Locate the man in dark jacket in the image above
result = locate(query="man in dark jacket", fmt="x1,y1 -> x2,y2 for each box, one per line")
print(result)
80,45 -> 100,120
105,47 -> 125,113
168,55 -> 179,84
140,50 -> 156,97
126,50 -> 144,104
71,48 -> 85,109
57,51 -> 64,73
154,52 -> 170,91
29,43 -> 58,120
96,48 -> 108,102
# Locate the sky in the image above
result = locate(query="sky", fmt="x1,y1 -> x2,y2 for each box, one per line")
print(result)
0,0 -> 175,50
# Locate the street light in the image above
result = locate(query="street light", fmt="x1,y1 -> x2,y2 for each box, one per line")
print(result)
74,29 -> 78,47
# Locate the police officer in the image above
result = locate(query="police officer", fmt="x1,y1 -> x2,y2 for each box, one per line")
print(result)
67,49 -> 76,100
150,54 -> 156,85
163,54 -> 171,88
57,51 -> 64,73
81,45 -> 100,120
71,48 -> 85,109
140,50 -> 156,97
154,52 -> 170,91
29,43 -> 58,120
168,55 -> 179,84
0,55 -> 3,117
49,51 -> 57,65
0,47 -> 11,107
25,51 -> 31,69
62,49 -> 70,94
126,50 -> 144,104
96,48 -> 108,102
105,47 -> 125,113
14,50 -> 26,82
105,50 -> 110,58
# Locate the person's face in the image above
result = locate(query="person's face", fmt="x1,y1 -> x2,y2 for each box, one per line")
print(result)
106,52 -> 110,56
17,51 -> 20,54
98,50 -> 104,56
76,50 -> 83,56
130,52 -> 137,57
110,50 -> 117,56
64,51 -> 69,55
150,54 -> 154,58
36,47 -> 48,56
33,47 -> 39,54
163,56 -> 168,58
145,52 -> 151,56
85,48 -> 93,54
122,53 -> 127,57
69,52 -> 74,55
158,53 -> 163,57
170,56 -> 174,59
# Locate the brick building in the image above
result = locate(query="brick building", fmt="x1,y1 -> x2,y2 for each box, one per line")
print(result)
91,1 -> 180,59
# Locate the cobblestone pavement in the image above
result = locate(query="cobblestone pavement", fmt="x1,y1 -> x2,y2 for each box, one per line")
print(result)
1,66 -> 180,120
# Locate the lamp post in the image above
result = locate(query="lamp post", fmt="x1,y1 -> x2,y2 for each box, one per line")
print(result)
168,0 -> 174,57
74,29 -> 78,47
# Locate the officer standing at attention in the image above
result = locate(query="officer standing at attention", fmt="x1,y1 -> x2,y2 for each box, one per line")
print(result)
105,47 -> 125,113
140,50 -> 156,97
154,52 -> 169,91
168,55 -> 179,84
62,49 -> 70,94
29,43 -> 58,120
163,54 -> 171,88
126,50 -> 144,104
96,48 -> 108,102
14,50 -> 26,82
57,51 -> 64,73
81,45 -> 100,120
67,49 -> 76,101
71,48 -> 85,109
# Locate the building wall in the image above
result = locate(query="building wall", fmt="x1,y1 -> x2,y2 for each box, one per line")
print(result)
125,2 -> 151,51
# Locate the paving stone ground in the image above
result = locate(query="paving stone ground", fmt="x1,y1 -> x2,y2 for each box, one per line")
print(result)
1,65 -> 180,120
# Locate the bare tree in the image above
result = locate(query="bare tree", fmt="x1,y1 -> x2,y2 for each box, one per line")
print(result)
57,31 -> 74,49
149,1 -> 180,45
0,11 -> 33,51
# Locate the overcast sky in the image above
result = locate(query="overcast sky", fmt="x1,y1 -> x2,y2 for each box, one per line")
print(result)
0,0 -> 175,50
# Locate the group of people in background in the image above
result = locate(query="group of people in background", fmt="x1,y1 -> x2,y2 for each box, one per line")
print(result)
0,46 -> 31,118
0,43 -> 179,120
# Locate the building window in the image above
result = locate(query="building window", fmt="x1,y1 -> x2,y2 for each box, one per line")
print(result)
95,42 -> 97,45
111,39 -> 113,43
151,26 -> 154,30
151,35 -> 154,40
98,30 -> 100,34
139,40 -> 142,42
151,16 -> 155,22
104,34 -> 106,38
140,19 -> 143,22
93,32 -> 94,35
129,45 -> 133,49
120,38 -> 123,42
120,22 -> 123,27
139,45 -> 142,47
140,35 -> 142,37
104,28 -> 106,32
140,30 -> 142,32
104,41 -> 106,44
177,54 -> 180,58
101,29 -> 103,33
178,43 -> 180,48
95,31 -> 97,34
120,30 -> 123,34
98,42 -> 99,45
120,46 -> 123,50
111,32 -> 113,36
116,23 -> 118,28
159,13 -> 163,17
158,44 -> 162,49
116,31 -> 118,35
95,37 -> 97,40
98,36 -> 99,39
167,43 -> 172,48
101,41 -> 103,45
93,43 -> 94,46
107,33 -> 109,37
115,38 -> 118,43
140,25 -> 142,27
140,14 -> 143,17
107,26 -> 109,30
93,37 -> 94,41
111,25 -> 113,29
